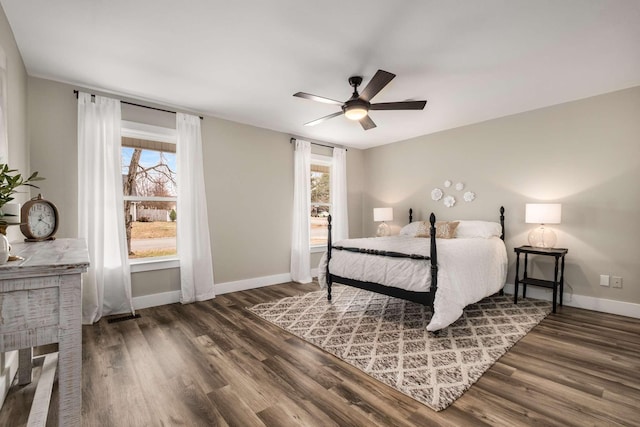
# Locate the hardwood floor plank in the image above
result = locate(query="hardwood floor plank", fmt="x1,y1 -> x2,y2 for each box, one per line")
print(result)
500,352 -> 640,406
207,385 -> 267,427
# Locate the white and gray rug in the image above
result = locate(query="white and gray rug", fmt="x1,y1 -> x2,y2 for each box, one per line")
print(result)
248,284 -> 551,411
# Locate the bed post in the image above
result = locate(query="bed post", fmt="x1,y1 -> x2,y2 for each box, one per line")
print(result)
326,214 -> 333,301
429,213 -> 438,312
499,206 -> 505,241
409,208 -> 413,223
499,206 -> 506,296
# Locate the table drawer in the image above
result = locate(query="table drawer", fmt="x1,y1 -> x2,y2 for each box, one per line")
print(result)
0,287 -> 60,333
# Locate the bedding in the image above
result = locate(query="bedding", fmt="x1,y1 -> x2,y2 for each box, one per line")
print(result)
400,220 -> 503,239
318,234 -> 507,331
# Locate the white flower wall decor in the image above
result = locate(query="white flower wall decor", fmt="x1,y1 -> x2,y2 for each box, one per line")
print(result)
432,179 -> 476,207
464,191 -> 475,202
443,195 -> 456,208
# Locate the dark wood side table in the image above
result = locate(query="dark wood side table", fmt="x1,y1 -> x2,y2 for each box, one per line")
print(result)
514,245 -> 568,313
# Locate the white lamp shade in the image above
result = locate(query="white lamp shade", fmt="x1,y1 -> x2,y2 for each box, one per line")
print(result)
373,207 -> 393,222
525,203 -> 561,224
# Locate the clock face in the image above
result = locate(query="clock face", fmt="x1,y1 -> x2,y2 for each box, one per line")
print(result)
27,202 -> 56,238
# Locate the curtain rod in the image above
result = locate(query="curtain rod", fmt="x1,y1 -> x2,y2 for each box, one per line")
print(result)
73,90 -> 203,120
289,137 -> 347,151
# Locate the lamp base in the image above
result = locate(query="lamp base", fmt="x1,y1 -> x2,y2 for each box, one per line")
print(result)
376,222 -> 390,237
528,225 -> 557,248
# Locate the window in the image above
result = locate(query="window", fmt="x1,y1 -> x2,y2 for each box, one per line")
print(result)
310,154 -> 331,248
121,121 -> 177,261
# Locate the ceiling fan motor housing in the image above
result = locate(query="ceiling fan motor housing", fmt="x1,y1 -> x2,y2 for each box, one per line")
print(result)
343,94 -> 370,120
348,75 -> 363,88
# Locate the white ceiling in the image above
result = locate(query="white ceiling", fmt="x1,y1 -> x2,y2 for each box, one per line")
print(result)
2,1 -> 640,149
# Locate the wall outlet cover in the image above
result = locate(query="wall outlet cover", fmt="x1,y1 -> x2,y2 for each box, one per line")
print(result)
612,276 -> 623,288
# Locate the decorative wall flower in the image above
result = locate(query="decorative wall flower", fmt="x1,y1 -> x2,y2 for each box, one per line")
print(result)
455,182 -> 464,191
443,195 -> 456,208
431,188 -> 443,201
463,191 -> 475,202
444,180 -> 452,188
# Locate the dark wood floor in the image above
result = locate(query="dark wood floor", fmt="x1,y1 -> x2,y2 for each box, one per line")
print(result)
1,282 -> 639,426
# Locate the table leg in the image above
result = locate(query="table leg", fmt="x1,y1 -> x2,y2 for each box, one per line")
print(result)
552,256 -> 559,313
514,252 -> 520,304
17,348 -> 32,385
57,274 -> 82,426
523,253 -> 529,299
560,254 -> 566,306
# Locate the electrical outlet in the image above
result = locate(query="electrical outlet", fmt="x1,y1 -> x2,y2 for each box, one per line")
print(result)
600,275 -> 610,287
612,276 -> 623,288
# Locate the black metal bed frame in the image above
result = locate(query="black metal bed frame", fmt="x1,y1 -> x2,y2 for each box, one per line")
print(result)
325,207 -> 506,312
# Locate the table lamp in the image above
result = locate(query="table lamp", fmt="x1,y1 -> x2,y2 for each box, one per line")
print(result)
374,207 -> 393,237
525,203 -> 561,248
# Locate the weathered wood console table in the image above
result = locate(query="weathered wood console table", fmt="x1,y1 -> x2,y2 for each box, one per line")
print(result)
0,239 -> 89,426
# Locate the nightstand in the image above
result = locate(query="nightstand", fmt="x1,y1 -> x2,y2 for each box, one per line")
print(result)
513,245 -> 568,313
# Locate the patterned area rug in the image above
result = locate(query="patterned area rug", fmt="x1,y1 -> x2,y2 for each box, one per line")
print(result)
248,285 -> 551,411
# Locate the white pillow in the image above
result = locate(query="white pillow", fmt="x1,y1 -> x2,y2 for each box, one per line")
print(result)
454,220 -> 502,238
399,221 -> 423,236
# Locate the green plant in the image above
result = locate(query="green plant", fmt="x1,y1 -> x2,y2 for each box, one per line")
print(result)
0,163 -> 44,221
169,209 -> 177,222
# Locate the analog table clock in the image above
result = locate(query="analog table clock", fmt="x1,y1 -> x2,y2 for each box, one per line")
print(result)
20,194 -> 59,242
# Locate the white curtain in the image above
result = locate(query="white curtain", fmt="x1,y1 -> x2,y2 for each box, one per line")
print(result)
176,113 -> 215,303
291,139 -> 312,283
77,92 -> 133,324
331,147 -> 349,241
0,47 -> 8,164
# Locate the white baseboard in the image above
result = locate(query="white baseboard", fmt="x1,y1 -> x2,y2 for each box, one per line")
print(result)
131,272 -> 294,309
215,272 -> 292,295
503,283 -> 640,319
0,350 -> 18,410
130,277 -> 639,321
132,290 -> 181,310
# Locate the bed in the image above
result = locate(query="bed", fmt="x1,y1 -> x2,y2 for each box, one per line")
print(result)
317,207 -> 507,331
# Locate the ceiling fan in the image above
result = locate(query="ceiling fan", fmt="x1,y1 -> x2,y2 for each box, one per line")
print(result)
293,69 -> 427,130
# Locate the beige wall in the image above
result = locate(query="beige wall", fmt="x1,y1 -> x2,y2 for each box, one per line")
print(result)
26,77 -> 365,297
363,87 -> 640,304
21,54 -> 640,308
0,2 -> 29,407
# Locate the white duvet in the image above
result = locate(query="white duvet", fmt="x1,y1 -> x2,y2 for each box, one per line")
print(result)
317,235 -> 507,331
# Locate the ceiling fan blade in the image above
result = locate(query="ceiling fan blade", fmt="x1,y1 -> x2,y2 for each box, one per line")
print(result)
294,92 -> 343,106
359,70 -> 396,102
359,115 -> 377,130
370,100 -> 427,110
304,111 -> 344,127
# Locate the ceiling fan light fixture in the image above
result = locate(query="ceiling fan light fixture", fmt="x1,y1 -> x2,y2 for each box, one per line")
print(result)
344,105 -> 368,121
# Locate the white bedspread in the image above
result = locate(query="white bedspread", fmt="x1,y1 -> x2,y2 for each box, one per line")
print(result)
317,236 -> 507,331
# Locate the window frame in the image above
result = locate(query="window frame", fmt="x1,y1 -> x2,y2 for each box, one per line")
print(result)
310,153 -> 332,252
121,121 -> 179,271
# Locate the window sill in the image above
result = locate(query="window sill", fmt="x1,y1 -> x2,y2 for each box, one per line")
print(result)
130,257 -> 180,273
310,245 -> 328,254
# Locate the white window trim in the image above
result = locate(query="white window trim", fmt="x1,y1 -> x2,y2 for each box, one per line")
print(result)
122,120 -> 177,143
130,257 -> 180,273
122,120 -> 179,270
123,196 -> 176,203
